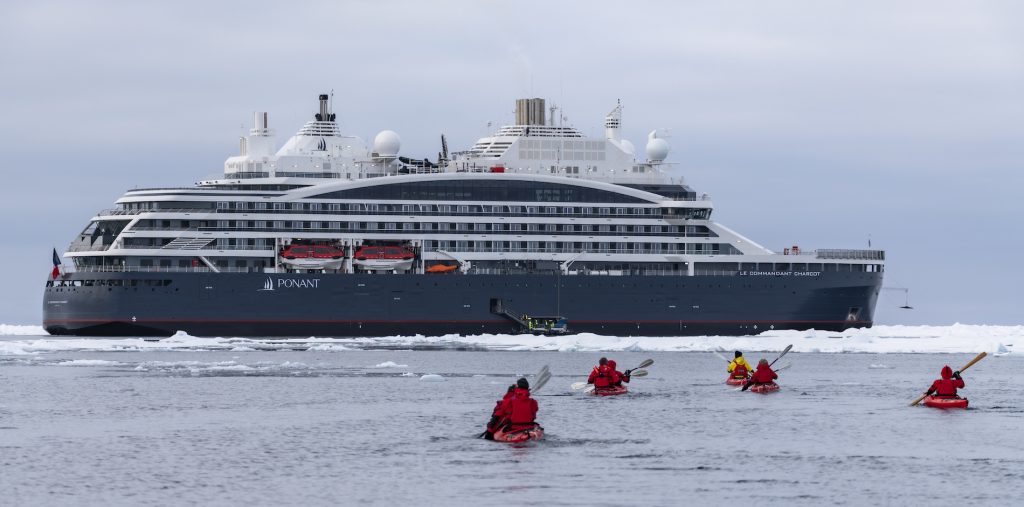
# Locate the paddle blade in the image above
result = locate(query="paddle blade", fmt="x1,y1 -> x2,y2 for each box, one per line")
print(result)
571,382 -> 590,390
769,344 -> 793,367
533,371 -> 552,393
909,393 -> 928,407
630,369 -> 649,377
713,351 -> 731,363
583,384 -> 596,394
636,359 -> 654,369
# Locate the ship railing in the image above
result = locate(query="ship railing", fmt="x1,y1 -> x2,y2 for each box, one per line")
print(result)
67,243 -> 113,252
65,265 -> 260,274
780,249 -> 885,261
814,249 -> 885,260
97,208 -> 215,217
120,244 -> 275,252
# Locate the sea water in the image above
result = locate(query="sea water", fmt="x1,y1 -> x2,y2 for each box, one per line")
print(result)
1,330 -> 1022,506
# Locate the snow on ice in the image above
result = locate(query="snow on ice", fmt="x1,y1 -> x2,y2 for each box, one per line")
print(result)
1,323 -> 1021,356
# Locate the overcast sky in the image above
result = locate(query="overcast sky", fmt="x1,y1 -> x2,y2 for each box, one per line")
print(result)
2,0 -> 1022,326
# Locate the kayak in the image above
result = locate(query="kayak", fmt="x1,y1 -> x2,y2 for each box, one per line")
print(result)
591,385 -> 629,396
748,382 -> 779,394
923,395 -> 968,409
492,425 -> 544,443
725,376 -> 748,386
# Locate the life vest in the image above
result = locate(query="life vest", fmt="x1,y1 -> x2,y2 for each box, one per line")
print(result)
501,388 -> 538,429
591,365 -> 611,388
732,363 -> 748,378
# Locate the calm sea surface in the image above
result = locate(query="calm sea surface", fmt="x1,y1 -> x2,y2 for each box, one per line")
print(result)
2,339 -> 1021,506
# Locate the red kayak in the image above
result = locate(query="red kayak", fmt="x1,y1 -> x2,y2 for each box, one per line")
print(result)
923,395 -> 968,409
591,385 -> 629,396
725,376 -> 748,386
492,425 -> 544,443
748,382 -> 780,394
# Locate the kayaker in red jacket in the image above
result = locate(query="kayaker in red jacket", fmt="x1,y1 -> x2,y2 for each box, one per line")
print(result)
607,360 -> 631,386
925,365 -> 965,397
483,385 -> 516,440
499,378 -> 539,431
587,357 -> 612,388
750,359 -> 778,384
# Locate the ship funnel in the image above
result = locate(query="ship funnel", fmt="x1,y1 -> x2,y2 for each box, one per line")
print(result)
515,98 -> 546,126
251,112 -> 270,136
315,94 -> 335,121
605,101 -> 622,142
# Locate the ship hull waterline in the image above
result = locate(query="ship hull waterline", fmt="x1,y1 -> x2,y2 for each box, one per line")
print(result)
44,271 -> 882,337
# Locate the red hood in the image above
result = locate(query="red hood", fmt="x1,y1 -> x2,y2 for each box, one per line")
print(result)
607,360 -> 617,370
756,363 -> 772,371
513,387 -> 531,399
941,366 -> 953,379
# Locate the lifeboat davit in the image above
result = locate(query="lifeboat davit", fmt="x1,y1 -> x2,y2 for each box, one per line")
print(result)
353,245 -> 415,271
280,244 -> 345,270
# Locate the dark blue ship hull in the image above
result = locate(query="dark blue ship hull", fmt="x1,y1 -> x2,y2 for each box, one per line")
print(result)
43,271 -> 881,337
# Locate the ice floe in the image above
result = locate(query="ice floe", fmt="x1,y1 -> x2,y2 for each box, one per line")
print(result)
1,323 -> 1020,355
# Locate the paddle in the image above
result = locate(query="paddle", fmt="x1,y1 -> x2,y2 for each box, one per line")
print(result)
712,350 -> 732,363
572,359 -> 653,390
741,344 -> 793,392
909,352 -> 986,407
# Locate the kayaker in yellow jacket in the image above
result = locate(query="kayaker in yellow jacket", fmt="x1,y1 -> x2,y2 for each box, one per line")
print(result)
727,351 -> 753,379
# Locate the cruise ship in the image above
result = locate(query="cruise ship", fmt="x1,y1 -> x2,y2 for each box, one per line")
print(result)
43,94 -> 884,337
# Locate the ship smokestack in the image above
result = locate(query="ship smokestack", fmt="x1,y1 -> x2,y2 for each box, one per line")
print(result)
515,98 -> 546,126
315,94 -> 335,121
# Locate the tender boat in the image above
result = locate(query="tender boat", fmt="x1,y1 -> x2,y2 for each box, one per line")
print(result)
353,245 -> 415,271
280,244 -> 345,270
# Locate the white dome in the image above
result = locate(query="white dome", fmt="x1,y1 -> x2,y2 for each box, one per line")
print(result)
373,130 -> 401,157
620,139 -> 635,156
645,131 -> 669,162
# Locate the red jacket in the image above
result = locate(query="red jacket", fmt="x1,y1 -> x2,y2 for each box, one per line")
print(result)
588,365 -> 612,388
928,366 -> 965,396
500,388 -> 538,429
491,390 -> 515,417
751,363 -> 778,384
607,360 -> 629,385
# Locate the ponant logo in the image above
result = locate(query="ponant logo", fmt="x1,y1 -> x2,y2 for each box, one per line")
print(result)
258,277 -> 321,291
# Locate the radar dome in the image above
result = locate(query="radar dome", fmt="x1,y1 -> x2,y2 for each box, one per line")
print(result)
645,131 -> 669,162
373,130 -> 401,158
620,139 -> 636,156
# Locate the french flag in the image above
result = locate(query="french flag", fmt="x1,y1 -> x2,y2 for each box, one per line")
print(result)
51,248 -> 61,279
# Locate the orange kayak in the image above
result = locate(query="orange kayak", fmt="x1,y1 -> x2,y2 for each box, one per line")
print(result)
725,376 -> 748,386
492,425 -> 544,443
923,395 -> 968,409
748,382 -> 779,394
591,385 -> 629,396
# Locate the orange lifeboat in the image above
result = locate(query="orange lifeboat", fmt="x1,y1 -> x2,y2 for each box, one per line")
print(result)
426,264 -> 458,273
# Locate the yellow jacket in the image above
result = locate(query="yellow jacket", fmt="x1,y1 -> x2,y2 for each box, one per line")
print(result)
728,357 -> 753,374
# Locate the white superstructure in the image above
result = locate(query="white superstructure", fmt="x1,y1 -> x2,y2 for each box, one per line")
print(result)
63,94 -> 883,279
